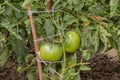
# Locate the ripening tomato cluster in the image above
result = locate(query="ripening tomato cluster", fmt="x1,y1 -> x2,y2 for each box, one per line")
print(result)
39,31 -> 80,61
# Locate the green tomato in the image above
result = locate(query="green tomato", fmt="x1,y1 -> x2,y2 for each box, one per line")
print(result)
40,42 -> 63,61
63,31 -> 80,53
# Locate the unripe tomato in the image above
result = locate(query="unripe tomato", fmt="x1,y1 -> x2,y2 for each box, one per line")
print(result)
40,42 -> 63,61
63,31 -> 80,53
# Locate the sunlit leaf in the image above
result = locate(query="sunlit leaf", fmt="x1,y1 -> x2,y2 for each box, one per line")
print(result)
80,65 -> 91,71
82,50 -> 91,61
83,21 -> 91,27
73,0 -> 80,4
22,0 -> 34,9
110,0 -> 118,17
117,30 -> 120,36
81,15 -> 88,22
99,25 -> 111,49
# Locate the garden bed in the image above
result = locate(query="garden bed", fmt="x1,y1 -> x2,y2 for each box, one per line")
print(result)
80,54 -> 120,80
0,56 -> 27,80
0,54 -> 120,80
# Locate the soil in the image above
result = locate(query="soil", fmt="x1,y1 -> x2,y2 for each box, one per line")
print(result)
0,52 -> 120,80
80,54 -> 120,80
0,57 -> 27,80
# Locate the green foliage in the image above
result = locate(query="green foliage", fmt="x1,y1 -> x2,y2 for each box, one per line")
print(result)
8,36 -> 27,62
80,65 -> 91,71
22,0 -> 34,9
44,19 -> 55,37
0,47 -> 9,67
63,14 -> 76,25
0,0 -> 29,62
0,23 -> 22,40
27,71 -> 38,80
110,0 -> 119,17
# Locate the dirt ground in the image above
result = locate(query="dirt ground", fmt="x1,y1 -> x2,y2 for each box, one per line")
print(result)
0,50 -> 120,80
0,58 -> 27,80
80,54 -> 120,80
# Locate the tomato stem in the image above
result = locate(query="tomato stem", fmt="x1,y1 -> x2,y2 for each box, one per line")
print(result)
52,12 -> 67,80
56,12 -> 67,80
64,62 -> 90,73
51,63 -> 57,80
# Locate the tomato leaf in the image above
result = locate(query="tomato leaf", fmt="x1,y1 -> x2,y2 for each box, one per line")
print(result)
64,68 -> 75,80
27,71 -> 36,80
63,15 -> 76,25
81,15 -> 89,21
81,26 -> 99,53
80,65 -> 91,71
117,30 -> 120,36
44,19 -> 55,37
74,3 -> 84,11
0,47 -> 9,67
99,25 -> 111,49
25,54 -> 34,63
43,65 -> 50,73
5,1 -> 20,13
116,36 -> 120,51
22,0 -> 34,9
73,0 -> 80,4
67,52 -> 76,67
73,73 -> 81,80
9,36 -> 27,62
82,50 -> 91,61
110,0 -> 118,17
75,26 -> 81,36
0,23 -> 22,40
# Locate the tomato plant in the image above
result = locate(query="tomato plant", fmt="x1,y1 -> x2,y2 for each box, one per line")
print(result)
63,31 -> 80,53
40,42 -> 63,61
